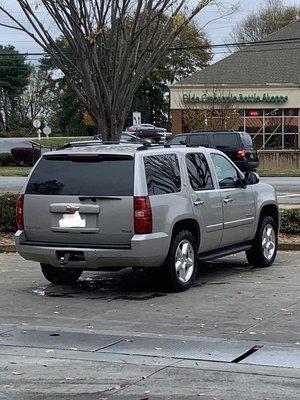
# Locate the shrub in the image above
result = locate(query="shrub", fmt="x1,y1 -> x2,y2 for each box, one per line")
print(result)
0,194 -> 18,233
0,153 -> 14,166
11,147 -> 40,166
280,209 -> 300,234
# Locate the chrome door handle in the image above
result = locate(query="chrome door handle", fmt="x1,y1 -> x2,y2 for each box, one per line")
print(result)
223,198 -> 233,204
194,199 -> 204,206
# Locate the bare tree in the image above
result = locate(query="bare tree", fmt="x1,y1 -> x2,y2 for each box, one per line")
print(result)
0,0 -> 217,140
230,0 -> 299,45
181,87 -> 241,132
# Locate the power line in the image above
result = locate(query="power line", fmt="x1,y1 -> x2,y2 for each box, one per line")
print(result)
0,35 -> 300,56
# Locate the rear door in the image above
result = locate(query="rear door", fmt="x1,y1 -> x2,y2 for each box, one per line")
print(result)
185,152 -> 223,252
23,153 -> 135,246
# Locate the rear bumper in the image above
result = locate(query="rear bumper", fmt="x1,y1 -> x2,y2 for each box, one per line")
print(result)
15,231 -> 170,269
235,160 -> 259,171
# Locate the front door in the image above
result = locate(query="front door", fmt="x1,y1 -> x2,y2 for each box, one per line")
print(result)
185,152 -> 223,252
211,153 -> 255,247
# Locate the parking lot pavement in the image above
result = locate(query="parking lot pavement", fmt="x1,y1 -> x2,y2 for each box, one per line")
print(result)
0,251 -> 299,344
0,251 -> 299,399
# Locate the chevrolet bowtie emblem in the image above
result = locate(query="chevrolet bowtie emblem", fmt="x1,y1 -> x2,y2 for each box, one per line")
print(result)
66,205 -> 80,214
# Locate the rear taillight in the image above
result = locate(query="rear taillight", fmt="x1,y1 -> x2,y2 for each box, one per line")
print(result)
16,194 -> 24,230
236,149 -> 246,159
134,196 -> 152,234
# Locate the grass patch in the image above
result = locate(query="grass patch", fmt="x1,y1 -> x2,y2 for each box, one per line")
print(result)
0,166 -> 31,176
31,136 -> 92,148
258,168 -> 300,177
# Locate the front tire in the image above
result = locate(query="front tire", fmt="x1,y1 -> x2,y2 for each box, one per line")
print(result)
161,230 -> 198,292
41,263 -> 82,285
246,215 -> 277,268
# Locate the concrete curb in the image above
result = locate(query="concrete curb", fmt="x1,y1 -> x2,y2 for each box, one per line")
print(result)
0,243 -> 299,253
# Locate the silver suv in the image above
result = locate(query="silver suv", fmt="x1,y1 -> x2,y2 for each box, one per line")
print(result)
15,143 -> 279,291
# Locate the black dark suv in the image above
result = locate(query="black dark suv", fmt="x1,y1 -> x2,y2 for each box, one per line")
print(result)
166,131 -> 259,172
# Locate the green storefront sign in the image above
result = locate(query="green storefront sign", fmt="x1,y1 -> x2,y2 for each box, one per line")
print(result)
183,93 -> 288,104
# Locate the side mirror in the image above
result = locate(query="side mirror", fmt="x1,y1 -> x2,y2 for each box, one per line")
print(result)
244,171 -> 260,185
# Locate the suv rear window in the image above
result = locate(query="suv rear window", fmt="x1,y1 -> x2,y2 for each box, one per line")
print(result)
26,156 -> 134,196
144,154 -> 181,195
239,132 -> 253,148
213,133 -> 239,148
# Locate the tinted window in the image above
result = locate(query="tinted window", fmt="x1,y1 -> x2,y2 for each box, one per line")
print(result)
190,134 -> 209,147
239,132 -> 253,148
211,153 -> 240,188
144,154 -> 181,195
186,153 -> 214,191
213,133 -> 239,148
26,156 -> 134,196
168,135 -> 187,145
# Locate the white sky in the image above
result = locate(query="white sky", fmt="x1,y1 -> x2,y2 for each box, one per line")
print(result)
0,0 -> 298,63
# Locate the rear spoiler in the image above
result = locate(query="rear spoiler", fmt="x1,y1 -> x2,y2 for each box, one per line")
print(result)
43,154 -> 133,161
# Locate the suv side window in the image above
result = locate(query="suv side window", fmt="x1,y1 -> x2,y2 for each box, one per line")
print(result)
144,154 -> 181,195
211,153 -> 240,189
168,135 -> 187,145
213,133 -> 239,149
186,153 -> 214,191
189,134 -> 209,147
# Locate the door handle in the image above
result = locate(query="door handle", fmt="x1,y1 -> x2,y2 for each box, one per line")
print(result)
223,198 -> 233,204
194,199 -> 204,206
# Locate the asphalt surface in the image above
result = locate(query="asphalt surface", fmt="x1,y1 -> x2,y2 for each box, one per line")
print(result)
260,177 -> 300,205
0,137 -> 32,153
0,251 -> 299,398
0,176 -> 299,205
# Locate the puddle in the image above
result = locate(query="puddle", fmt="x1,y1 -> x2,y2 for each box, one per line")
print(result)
32,287 -> 46,296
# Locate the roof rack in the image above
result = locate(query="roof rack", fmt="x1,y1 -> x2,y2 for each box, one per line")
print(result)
58,140 -> 141,150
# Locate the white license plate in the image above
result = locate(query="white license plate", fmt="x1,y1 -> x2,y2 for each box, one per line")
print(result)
59,211 -> 86,228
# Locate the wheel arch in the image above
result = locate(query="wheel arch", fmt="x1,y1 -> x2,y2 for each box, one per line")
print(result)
259,203 -> 279,231
171,218 -> 201,249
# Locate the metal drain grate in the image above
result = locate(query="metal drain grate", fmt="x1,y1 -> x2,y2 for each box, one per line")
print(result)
232,345 -> 264,363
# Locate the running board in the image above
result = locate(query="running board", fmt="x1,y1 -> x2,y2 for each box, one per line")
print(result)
198,242 -> 252,262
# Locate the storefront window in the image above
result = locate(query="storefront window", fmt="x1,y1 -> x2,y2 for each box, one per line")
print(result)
245,109 -> 263,117
284,117 -> 298,133
284,109 -> 298,116
284,134 -> 298,148
252,135 -> 263,149
264,117 -> 282,133
264,134 -> 283,149
265,109 -> 282,117
245,117 -> 263,133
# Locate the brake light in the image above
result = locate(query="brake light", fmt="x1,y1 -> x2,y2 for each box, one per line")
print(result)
134,196 -> 152,234
237,149 -> 246,159
16,194 -> 24,230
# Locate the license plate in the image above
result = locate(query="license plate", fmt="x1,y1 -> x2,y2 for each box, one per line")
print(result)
59,211 -> 86,228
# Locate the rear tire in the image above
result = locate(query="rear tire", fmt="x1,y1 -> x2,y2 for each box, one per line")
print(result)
246,215 -> 277,268
41,264 -> 82,285
161,230 -> 198,292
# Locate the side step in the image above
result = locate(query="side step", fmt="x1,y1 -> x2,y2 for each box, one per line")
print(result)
198,242 -> 252,262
